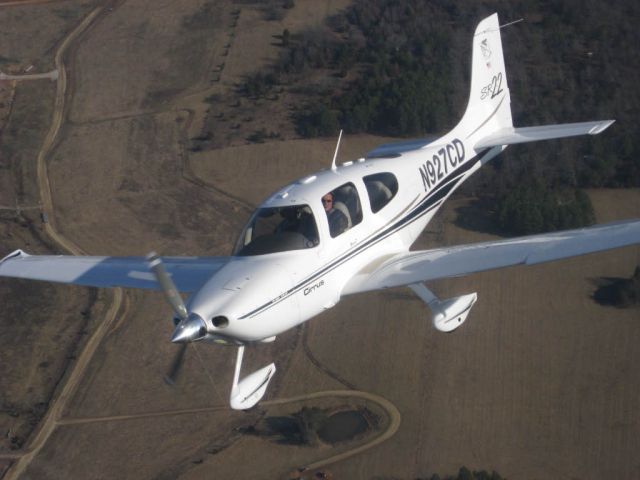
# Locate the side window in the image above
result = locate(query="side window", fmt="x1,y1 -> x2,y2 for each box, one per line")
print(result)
321,182 -> 363,238
363,172 -> 398,213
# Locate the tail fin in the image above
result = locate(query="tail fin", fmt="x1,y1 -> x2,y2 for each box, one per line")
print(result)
456,13 -> 513,140
457,13 -> 614,149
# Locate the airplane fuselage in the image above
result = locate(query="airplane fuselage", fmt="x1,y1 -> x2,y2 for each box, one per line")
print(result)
188,135 -> 502,343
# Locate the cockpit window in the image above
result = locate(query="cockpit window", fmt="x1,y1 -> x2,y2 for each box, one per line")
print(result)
233,205 -> 319,256
363,172 -> 398,213
322,182 -> 362,238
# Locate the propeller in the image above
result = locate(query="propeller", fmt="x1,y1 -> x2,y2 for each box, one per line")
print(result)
147,252 -> 207,384
164,343 -> 187,385
147,251 -> 187,321
147,252 -> 273,408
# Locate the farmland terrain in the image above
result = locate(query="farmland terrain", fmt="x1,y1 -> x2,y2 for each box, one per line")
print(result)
0,1 -> 638,479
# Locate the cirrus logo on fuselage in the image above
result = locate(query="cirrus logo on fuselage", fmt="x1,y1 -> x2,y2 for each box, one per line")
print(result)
304,280 -> 324,296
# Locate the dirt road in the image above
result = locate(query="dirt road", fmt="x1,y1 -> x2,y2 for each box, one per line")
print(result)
1,4 -> 403,478
0,70 -> 58,81
51,388 -> 401,475
0,0 -> 59,7
2,5 -> 128,480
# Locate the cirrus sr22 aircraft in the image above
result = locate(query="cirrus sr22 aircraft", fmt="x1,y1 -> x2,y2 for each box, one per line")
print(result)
1,14 -> 639,409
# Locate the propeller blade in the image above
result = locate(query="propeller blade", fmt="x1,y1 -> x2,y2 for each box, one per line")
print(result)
164,343 -> 188,385
147,252 -> 188,321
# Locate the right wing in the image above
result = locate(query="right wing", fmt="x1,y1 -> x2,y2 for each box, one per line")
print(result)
0,250 -> 229,293
344,220 -> 640,294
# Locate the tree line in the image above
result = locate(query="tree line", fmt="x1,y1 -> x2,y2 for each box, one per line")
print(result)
238,0 -> 640,233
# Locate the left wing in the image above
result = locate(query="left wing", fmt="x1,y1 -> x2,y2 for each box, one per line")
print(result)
343,220 -> 640,294
0,250 -> 229,293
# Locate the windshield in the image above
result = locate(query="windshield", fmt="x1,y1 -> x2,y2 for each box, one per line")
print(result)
234,205 -> 319,256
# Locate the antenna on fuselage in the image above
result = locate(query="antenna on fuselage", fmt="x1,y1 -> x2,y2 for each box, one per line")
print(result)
331,129 -> 343,171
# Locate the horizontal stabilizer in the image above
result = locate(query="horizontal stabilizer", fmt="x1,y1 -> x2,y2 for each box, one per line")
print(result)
474,120 -> 615,150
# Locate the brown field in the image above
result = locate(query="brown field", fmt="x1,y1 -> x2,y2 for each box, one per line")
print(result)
0,0 -> 99,72
0,2 -> 110,459
1,1 -> 639,480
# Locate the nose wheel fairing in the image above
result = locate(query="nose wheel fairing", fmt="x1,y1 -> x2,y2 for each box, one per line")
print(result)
229,345 -> 276,410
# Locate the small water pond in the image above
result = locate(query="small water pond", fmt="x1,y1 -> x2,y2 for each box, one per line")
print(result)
317,410 -> 369,444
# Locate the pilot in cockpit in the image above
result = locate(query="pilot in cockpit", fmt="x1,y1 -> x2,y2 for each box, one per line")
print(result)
276,206 -> 319,246
275,207 -> 299,234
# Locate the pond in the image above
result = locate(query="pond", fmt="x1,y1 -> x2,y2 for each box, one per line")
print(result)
317,410 -> 369,444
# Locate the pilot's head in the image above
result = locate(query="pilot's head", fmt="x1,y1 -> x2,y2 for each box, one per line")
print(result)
322,193 -> 333,212
280,207 -> 297,220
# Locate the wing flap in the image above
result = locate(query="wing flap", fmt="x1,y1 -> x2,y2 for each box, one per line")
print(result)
0,250 -> 228,292
474,120 -> 615,150
344,220 -> 640,294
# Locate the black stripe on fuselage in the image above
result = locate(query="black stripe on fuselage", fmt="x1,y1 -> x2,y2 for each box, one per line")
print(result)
238,150 -> 489,319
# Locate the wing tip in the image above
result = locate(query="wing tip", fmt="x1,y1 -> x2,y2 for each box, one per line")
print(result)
0,249 -> 29,265
589,119 -> 616,135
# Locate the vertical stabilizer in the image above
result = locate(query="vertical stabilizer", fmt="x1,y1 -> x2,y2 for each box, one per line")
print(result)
456,13 -> 513,141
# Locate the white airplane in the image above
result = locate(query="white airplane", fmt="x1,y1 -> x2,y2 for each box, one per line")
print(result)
1,13 -> 639,410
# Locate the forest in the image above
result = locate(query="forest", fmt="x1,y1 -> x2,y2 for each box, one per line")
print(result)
419,467 -> 505,480
238,0 -> 639,235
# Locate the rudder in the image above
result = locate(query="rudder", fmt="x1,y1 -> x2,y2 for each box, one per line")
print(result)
456,13 -> 513,139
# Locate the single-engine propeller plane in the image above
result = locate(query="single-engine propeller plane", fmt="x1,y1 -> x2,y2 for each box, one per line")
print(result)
1,14 -> 639,409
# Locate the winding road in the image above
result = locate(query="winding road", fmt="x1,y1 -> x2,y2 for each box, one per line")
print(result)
0,3 -> 402,479
1,5 -> 129,480
51,389 -> 400,474
0,70 -> 58,81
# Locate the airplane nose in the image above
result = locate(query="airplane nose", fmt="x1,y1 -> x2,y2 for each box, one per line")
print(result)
171,314 -> 207,343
